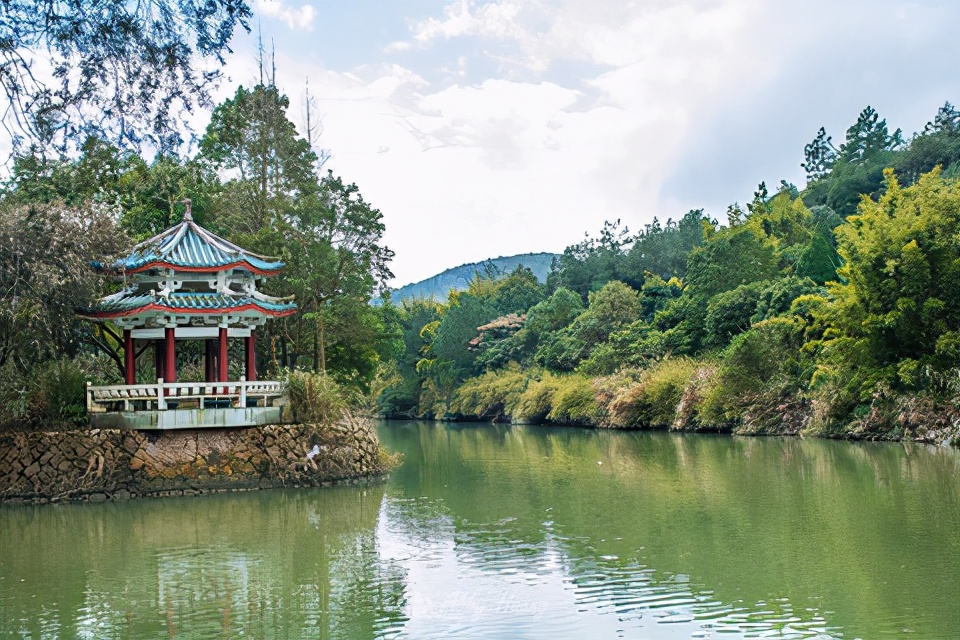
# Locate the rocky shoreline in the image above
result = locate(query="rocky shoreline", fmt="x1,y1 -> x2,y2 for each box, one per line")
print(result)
0,413 -> 396,506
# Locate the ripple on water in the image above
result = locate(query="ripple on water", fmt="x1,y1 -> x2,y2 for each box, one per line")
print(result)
376,491 -> 848,639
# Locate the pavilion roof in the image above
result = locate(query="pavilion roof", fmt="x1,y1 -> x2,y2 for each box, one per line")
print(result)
96,209 -> 284,275
79,290 -> 297,321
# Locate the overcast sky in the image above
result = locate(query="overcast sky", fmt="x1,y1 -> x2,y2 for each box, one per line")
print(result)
88,1 -> 960,285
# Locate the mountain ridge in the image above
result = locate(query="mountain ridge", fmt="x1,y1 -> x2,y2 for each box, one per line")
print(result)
387,252 -> 558,303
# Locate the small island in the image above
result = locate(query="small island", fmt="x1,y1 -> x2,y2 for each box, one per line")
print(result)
1,194 -> 394,505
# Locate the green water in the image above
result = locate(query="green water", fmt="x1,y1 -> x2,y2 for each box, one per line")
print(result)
1,422 -> 958,639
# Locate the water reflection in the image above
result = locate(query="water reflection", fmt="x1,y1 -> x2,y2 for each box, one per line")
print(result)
0,487 -> 406,639
2,423 -> 958,639
379,422 -> 960,639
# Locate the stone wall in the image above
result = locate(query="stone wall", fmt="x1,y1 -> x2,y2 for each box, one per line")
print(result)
0,413 -> 394,505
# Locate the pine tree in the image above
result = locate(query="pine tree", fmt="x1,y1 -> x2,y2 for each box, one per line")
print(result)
802,127 -> 836,181
838,106 -> 901,164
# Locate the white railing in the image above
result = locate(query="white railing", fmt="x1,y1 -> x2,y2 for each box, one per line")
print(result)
86,377 -> 285,412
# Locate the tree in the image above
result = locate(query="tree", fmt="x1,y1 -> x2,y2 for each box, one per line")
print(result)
895,102 -> 960,184
116,154 -> 215,238
199,84 -> 320,236
199,81 -> 393,383
0,0 -> 252,152
837,106 -> 902,164
377,298 -> 441,415
685,227 -> 778,298
803,107 -> 905,217
802,127 -> 836,182
0,202 -> 127,371
747,181 -> 770,217
285,172 -> 394,379
525,288 -> 584,339
704,281 -> 765,349
490,265 -> 544,315
417,291 -> 497,412
2,140 -> 216,239
547,219 -> 631,300
623,209 -> 711,282
813,168 -> 960,391
535,281 -> 641,371
923,101 -> 960,135
2,137 -> 140,207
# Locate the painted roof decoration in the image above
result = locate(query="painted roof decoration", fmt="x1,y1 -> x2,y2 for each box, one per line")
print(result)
95,205 -> 284,275
80,201 -> 296,324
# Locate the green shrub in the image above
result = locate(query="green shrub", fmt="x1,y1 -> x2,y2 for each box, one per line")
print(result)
449,366 -> 530,420
0,358 -> 88,431
604,358 -> 699,428
699,319 -> 806,431
286,370 -> 354,424
547,374 -> 599,425
672,362 -> 720,431
513,373 -> 562,423
591,370 -> 639,426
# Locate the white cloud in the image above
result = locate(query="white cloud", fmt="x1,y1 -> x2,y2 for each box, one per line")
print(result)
255,1 -> 316,31
412,0 -> 528,44
209,0 -> 960,285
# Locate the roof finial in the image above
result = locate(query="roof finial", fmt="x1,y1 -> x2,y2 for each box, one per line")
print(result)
182,199 -> 193,222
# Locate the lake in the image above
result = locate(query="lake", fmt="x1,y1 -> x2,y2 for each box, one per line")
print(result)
1,421 -> 958,639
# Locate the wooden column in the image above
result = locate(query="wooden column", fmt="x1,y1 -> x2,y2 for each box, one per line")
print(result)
218,327 -> 228,382
124,329 -> 135,385
165,327 -> 177,383
245,331 -> 256,382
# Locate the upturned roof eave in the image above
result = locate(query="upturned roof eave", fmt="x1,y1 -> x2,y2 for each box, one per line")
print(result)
77,301 -> 298,321
96,258 -> 284,276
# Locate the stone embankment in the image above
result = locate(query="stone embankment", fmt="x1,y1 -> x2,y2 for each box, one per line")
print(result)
0,413 -> 394,506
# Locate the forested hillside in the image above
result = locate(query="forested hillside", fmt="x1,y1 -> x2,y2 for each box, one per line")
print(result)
377,102 -> 960,445
388,253 -> 558,303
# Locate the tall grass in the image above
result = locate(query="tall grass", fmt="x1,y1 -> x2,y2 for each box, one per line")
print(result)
512,373 -> 562,423
546,374 -> 599,425
0,358 -> 88,431
449,366 -> 529,420
286,370 -> 356,424
604,358 -> 700,428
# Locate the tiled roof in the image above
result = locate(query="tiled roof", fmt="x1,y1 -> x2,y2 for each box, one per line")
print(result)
80,291 -> 296,319
98,215 -> 284,274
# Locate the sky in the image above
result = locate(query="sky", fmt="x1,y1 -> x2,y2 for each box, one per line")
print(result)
45,1 -> 960,286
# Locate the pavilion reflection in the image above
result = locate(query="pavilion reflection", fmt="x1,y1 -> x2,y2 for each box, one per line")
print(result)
0,486 -> 408,639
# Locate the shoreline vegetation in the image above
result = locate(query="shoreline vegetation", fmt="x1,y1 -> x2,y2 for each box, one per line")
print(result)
376,103 -> 960,449
384,361 -> 960,447
2,90 -> 960,453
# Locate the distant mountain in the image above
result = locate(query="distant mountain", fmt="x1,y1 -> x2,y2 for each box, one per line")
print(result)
385,252 -> 559,303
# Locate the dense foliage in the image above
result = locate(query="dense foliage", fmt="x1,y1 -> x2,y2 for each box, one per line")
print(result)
0,79 -> 392,430
379,102 -> 960,445
0,0 -> 252,152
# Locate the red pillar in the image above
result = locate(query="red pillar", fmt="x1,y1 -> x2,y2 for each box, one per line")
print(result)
124,329 -> 135,385
245,332 -> 256,382
218,327 -> 228,382
165,327 -> 176,383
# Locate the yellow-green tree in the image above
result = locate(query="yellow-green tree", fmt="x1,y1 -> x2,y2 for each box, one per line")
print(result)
812,168 -> 960,392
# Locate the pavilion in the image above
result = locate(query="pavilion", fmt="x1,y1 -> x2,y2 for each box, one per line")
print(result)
79,202 -> 297,430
